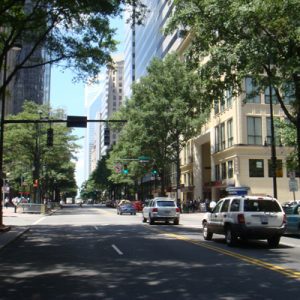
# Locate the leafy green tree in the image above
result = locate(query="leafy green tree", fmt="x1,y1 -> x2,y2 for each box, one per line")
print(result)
4,101 -> 79,201
108,54 -> 208,196
0,0 -> 147,94
166,0 -> 300,170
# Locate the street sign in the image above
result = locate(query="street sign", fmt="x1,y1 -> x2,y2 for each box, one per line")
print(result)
67,116 -> 87,128
138,156 -> 150,163
289,178 -> 298,192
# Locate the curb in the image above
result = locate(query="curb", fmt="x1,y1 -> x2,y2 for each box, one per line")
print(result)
0,227 -> 30,251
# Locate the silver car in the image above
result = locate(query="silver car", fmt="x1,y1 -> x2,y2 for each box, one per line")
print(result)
142,197 -> 180,225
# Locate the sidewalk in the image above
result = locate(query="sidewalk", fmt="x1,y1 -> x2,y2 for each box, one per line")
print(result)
0,206 -> 56,251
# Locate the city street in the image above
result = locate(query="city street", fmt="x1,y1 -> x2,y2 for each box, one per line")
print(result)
0,205 -> 300,299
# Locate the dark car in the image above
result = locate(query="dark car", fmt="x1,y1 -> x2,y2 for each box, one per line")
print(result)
282,203 -> 300,235
117,204 -> 136,215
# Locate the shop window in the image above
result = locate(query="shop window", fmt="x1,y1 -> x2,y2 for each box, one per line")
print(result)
228,160 -> 233,178
268,159 -> 283,177
249,159 -> 264,177
221,162 -> 227,179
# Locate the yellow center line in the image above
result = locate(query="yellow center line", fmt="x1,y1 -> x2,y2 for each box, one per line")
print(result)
147,226 -> 300,281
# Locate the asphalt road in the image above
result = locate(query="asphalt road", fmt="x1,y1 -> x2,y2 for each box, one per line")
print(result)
0,205 -> 300,300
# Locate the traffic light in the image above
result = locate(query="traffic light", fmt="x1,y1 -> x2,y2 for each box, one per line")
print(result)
123,164 -> 129,175
152,164 -> 158,175
47,128 -> 53,146
104,127 -> 110,146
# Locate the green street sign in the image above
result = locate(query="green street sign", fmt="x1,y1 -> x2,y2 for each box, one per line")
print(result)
138,156 -> 150,163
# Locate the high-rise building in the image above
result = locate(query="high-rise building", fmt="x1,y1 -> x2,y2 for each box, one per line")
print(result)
124,0 -> 182,99
83,55 -> 124,181
12,45 -> 50,114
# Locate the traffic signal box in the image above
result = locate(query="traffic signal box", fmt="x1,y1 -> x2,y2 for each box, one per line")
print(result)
123,164 -> 129,175
152,164 -> 158,175
104,127 -> 110,146
47,128 -> 53,146
33,179 -> 39,187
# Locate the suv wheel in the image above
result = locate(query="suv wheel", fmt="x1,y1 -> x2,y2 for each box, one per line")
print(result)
267,236 -> 281,248
203,221 -> 213,240
149,216 -> 154,225
225,227 -> 237,246
173,218 -> 179,225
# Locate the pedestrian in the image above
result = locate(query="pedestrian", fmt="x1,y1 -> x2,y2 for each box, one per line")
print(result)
205,198 -> 210,212
209,199 -> 217,212
4,197 -> 9,209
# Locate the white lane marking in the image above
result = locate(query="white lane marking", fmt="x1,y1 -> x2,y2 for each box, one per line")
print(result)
112,244 -> 123,255
32,217 -> 46,225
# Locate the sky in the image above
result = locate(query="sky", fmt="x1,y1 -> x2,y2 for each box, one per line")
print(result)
50,17 -> 125,192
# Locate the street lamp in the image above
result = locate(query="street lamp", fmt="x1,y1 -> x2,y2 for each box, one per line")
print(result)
0,45 -> 22,229
264,59 -> 278,199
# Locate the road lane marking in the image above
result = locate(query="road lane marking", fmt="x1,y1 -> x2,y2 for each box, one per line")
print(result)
147,227 -> 300,281
32,217 -> 46,225
112,244 -> 123,255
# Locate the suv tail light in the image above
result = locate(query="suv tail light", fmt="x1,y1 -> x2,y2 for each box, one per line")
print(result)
152,208 -> 158,213
176,207 -> 180,213
283,213 -> 287,225
237,213 -> 245,224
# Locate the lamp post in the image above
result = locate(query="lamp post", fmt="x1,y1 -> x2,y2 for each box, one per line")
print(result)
268,63 -> 278,199
0,45 -> 22,228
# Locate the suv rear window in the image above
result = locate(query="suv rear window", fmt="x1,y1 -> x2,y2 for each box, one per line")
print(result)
244,199 -> 281,212
157,201 -> 175,207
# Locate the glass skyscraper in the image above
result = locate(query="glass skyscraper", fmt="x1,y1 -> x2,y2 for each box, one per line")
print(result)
124,0 -> 182,99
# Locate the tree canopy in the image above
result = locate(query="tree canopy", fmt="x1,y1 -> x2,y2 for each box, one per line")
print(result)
166,0 -> 300,168
4,101 -> 79,200
107,53 -> 209,195
0,0 -> 147,94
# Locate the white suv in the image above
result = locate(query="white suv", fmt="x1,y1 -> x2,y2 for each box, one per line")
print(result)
142,197 -> 180,225
202,196 -> 286,247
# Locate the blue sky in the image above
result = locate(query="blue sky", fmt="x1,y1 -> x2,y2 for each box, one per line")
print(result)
50,16 -> 125,191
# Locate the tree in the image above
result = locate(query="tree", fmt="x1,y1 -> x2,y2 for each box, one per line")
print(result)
166,0 -> 300,171
108,54 -> 208,196
0,0 -> 147,95
4,101 -> 79,201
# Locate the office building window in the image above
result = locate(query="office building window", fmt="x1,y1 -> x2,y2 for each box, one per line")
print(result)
268,159 -> 283,177
265,86 -> 279,104
249,159 -> 264,177
215,164 -> 220,181
226,89 -> 233,107
245,77 -> 260,103
247,116 -> 262,145
215,126 -> 220,152
220,123 -> 225,150
266,117 -> 280,146
228,160 -> 233,178
227,119 -> 233,147
283,82 -> 295,104
214,99 -> 219,114
221,162 -> 227,179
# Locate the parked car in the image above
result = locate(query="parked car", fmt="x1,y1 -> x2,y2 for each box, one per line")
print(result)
117,203 -> 136,215
132,200 -> 143,212
202,195 -> 286,247
282,202 -> 300,235
142,197 -> 180,225
117,199 -> 131,207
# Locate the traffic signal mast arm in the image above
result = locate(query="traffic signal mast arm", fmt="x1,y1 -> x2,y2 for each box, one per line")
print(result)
4,118 -> 127,126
